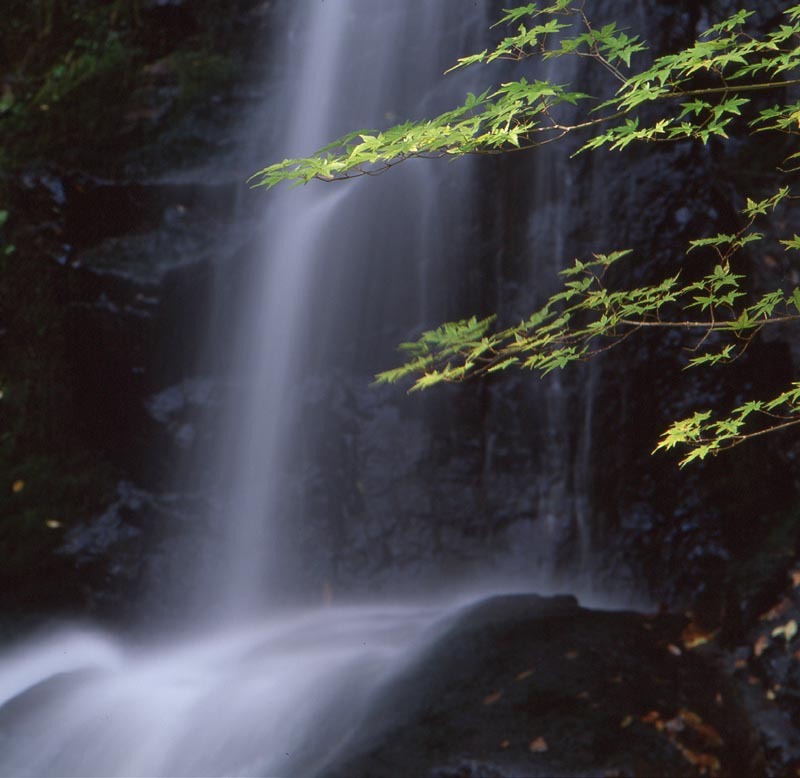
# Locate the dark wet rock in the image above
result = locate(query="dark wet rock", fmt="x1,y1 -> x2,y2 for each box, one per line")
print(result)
145,377 -> 219,450
726,563 -> 800,775
54,481 -> 209,620
325,594 -> 762,778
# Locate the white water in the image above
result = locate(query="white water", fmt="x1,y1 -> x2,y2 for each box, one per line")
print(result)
0,3 -> 503,775
0,2 -> 646,773
194,0 -> 494,617
0,606 -> 447,776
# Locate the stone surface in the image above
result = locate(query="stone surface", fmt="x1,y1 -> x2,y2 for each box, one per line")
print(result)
325,594 -> 761,778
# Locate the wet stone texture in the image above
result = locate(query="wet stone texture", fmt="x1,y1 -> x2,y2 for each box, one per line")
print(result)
325,595 -> 762,778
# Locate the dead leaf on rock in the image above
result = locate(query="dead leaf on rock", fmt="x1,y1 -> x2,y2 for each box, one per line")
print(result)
528,736 -> 548,753
771,619 -> 798,642
682,621 -> 718,649
679,745 -> 721,773
483,691 -> 503,706
678,709 -> 702,727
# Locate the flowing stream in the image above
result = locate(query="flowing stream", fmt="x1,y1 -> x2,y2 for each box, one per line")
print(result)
0,2 -> 619,774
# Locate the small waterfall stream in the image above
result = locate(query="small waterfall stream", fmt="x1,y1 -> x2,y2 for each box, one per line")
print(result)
0,3 -> 626,775
201,0 -> 493,617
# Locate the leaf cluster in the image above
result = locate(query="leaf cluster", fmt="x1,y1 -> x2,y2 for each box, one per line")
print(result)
252,3 -> 800,187
258,2 -> 800,466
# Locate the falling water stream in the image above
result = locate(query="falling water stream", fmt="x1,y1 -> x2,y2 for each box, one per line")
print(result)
0,2 -> 621,775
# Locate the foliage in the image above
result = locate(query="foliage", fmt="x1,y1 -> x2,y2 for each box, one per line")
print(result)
0,0 -> 244,170
254,1 -> 800,466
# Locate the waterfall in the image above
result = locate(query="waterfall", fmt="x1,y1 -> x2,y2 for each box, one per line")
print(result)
0,3 -> 508,776
0,2 -> 646,774
209,0 -> 484,613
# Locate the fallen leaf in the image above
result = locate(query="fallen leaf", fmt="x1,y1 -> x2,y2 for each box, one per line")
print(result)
642,710 -> 661,724
528,736 -> 548,753
667,643 -> 682,656
11,480 -> 24,493
734,658 -> 747,670
681,748 -> 722,772
499,739 -> 510,749
682,622 -> 718,649
791,570 -> 800,587
516,669 -> 533,681
715,692 -> 723,706
483,691 -> 503,706
771,619 -> 798,642
678,710 -> 703,727
753,635 -> 769,658
620,715 -> 633,729
748,675 -> 760,686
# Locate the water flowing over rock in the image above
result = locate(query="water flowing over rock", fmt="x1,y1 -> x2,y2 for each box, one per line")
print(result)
1,0 -> 799,775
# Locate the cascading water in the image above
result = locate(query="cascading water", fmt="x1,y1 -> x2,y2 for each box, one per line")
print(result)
200,0 -> 493,617
0,3 -> 514,776
0,2 -> 643,774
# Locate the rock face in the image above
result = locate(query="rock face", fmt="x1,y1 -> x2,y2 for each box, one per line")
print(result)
325,594 -> 761,778
1,0 -> 799,772
0,0 -> 274,617
3,0 -> 798,630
